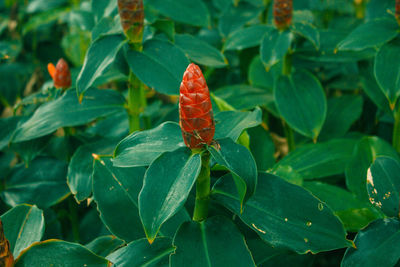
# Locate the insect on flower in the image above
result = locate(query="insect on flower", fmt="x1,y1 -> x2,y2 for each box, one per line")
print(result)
118,0 -> 144,44
273,0 -> 293,30
0,219 -> 14,267
47,58 -> 71,89
179,63 -> 215,149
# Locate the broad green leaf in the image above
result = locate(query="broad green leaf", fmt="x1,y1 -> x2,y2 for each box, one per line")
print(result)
61,30 -> 91,66
274,70 -> 327,139
1,204 -> 44,258
224,25 -> 273,51
360,66 -> 391,113
1,157 -> 69,209
67,140 -> 117,203
15,240 -> 109,266
341,218 -> 400,267
113,122 -> 185,167
0,116 -> 22,150
10,136 -> 49,164
0,63 -> 33,106
274,138 -> 357,180
85,236 -> 124,258
76,34 -> 126,96
92,157 -> 146,242
214,85 -> 274,110
107,237 -> 174,267
218,2 -> 262,37
146,0 -> 210,27
248,56 -> 275,90
260,29 -> 293,70
303,182 -> 381,231
337,18 -> 398,52
91,0 -> 117,22
126,39 -> 189,95
346,136 -> 400,202
85,110 -> 129,140
208,138 -> 257,208
291,22 -> 320,49
170,216 -> 255,267
175,34 -> 226,68
26,0 -> 68,13
139,148 -> 201,242
0,40 -> 22,61
12,88 -> 124,142
214,108 -> 262,141
319,95 -> 363,141
91,16 -> 123,41
22,7 -> 70,35
248,126 -> 276,171
212,173 -> 352,253
374,38 -> 400,107
367,156 -> 400,217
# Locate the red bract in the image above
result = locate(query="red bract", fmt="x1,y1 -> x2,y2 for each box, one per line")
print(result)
0,219 -> 14,267
47,58 -> 71,89
396,0 -> 400,25
273,0 -> 293,30
118,0 -> 144,43
179,63 -> 215,149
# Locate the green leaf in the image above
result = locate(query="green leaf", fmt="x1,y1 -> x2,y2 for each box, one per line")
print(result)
260,29 -> 293,70
218,2 -> 262,37
91,16 -> 123,41
367,156 -> 400,218
248,126 -> 276,171
224,25 -> 273,51
360,66 -> 391,113
214,85 -> 274,110
61,30 -> 91,66
126,39 -> 189,95
1,204 -> 44,258
274,70 -> 327,139
113,122 -> 185,167
76,34 -> 126,96
318,95 -> 363,141
212,173 -> 352,253
337,18 -> 399,52
67,140 -> 117,203
214,108 -> 262,141
208,138 -> 257,208
22,7 -> 70,35
175,34 -> 226,68
85,236 -> 124,258
146,0 -> 210,27
92,157 -> 146,242
107,237 -> 174,266
12,88 -> 124,142
291,22 -> 320,50
374,38 -> 400,107
139,148 -> 201,242
170,216 -> 256,267
1,157 -> 69,209
303,182 -> 381,231
341,218 -> 400,267
0,116 -> 22,150
15,240 -> 109,266
346,136 -> 400,202
274,138 -> 357,180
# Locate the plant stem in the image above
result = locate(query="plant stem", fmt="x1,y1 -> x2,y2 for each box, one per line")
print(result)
193,152 -> 211,222
283,121 -> 295,151
282,52 -> 292,76
68,198 -> 80,243
393,105 -> 400,153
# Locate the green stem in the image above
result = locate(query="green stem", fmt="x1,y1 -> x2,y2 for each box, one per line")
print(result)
393,105 -> 400,153
193,152 -> 211,222
283,121 -> 295,151
282,52 -> 292,76
68,198 -> 80,243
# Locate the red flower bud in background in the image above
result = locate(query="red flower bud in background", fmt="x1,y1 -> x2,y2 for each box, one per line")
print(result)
47,58 -> 71,89
179,63 -> 215,149
118,0 -> 144,44
0,219 -> 14,267
396,0 -> 400,25
273,0 -> 293,30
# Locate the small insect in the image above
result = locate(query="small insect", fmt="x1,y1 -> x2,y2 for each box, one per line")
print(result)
0,219 -> 14,267
179,63 -> 215,149
118,0 -> 144,43
47,58 -> 71,89
273,0 -> 293,30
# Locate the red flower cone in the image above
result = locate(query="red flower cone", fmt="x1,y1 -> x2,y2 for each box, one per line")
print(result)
47,58 -> 71,89
273,0 -> 293,30
118,0 -> 144,43
396,0 -> 400,25
179,63 -> 215,149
